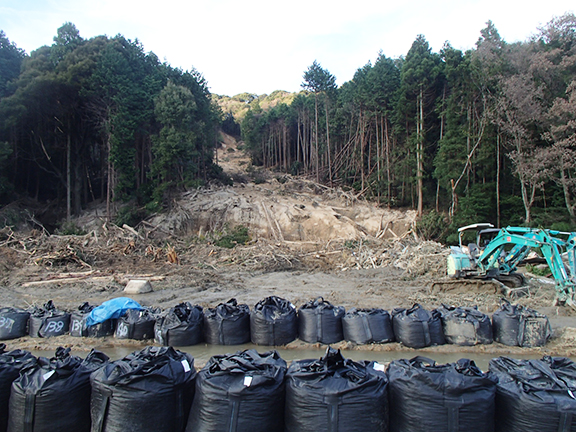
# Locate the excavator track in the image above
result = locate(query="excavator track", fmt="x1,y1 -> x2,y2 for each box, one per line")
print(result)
430,279 -> 502,294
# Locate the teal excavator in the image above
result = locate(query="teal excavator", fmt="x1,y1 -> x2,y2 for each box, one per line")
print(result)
446,223 -> 576,307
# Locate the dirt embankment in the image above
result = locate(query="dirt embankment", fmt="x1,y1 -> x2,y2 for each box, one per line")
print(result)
1,132 -> 576,358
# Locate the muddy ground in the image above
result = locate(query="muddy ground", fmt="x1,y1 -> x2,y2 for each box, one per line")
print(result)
2,133 -> 576,362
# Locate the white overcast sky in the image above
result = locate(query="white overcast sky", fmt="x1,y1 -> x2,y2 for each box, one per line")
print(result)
1,0 -> 574,96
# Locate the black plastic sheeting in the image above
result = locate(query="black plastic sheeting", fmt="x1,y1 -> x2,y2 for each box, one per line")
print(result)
489,356 -> 576,432
388,356 -> 497,432
250,296 -> 298,346
8,347 -> 109,432
437,305 -> 493,346
203,299 -> 251,345
90,346 -> 196,432
186,349 -> 286,432
155,303 -> 204,346
391,304 -> 445,348
298,297 -> 345,344
0,308 -> 29,341
27,301 -> 70,338
0,344 -> 36,432
492,300 -> 552,347
114,308 -> 158,340
70,303 -> 115,338
285,347 -> 389,432
342,308 -> 395,344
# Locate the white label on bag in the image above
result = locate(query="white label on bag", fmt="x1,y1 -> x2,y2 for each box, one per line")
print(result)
244,376 -> 253,387
42,370 -> 55,382
181,359 -> 191,373
373,362 -> 385,372
569,389 -> 575,399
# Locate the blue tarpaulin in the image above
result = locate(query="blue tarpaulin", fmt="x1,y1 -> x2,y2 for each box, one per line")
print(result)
86,297 -> 142,326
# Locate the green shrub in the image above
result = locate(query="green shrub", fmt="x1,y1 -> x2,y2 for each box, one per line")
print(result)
55,221 -> 86,236
215,225 -> 251,248
416,210 -> 449,241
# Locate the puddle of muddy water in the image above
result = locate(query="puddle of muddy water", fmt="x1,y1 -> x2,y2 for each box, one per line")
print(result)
30,343 -> 567,371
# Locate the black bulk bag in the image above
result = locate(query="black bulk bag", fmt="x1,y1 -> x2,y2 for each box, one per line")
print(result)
114,308 -> 157,340
90,346 -> 196,432
342,308 -> 395,344
388,356 -> 497,432
298,297 -> 345,344
70,302 -> 115,338
186,349 -> 286,432
285,347 -> 389,432
250,296 -> 298,345
437,304 -> 493,346
155,302 -> 204,346
8,347 -> 109,432
391,304 -> 445,348
0,307 -> 29,340
0,344 -> 36,432
27,300 -> 70,338
492,299 -> 552,347
203,298 -> 251,345
489,356 -> 576,432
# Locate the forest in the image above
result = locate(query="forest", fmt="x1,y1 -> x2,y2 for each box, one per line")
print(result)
1,15 -> 575,240
0,23 -> 222,228
238,14 -> 576,240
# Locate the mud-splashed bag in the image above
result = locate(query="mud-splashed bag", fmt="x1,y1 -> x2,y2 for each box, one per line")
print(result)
391,304 -> 445,348
155,303 -> 204,346
0,308 -> 29,340
251,296 -> 298,346
438,304 -> 493,346
204,299 -> 251,345
490,356 -> 576,432
70,302 -> 115,338
342,308 -> 395,344
0,344 -> 36,432
27,301 -> 70,338
298,297 -> 345,344
186,349 -> 286,432
492,300 -> 551,347
114,308 -> 157,340
388,356 -> 497,432
285,347 -> 389,432
90,346 -> 196,432
8,347 -> 108,432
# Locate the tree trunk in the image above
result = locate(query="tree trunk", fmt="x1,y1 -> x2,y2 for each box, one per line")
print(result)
417,86 -> 424,217
66,132 -> 71,222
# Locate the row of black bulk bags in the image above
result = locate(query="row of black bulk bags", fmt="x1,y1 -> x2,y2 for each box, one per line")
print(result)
342,308 -> 395,344
391,304 -> 445,348
8,347 -> 109,432
90,346 -> 196,432
388,356 -> 497,432
285,347 -> 389,432
437,304 -> 493,346
492,299 -> 552,347
186,349 -> 286,432
0,309 -> 29,341
298,297 -> 345,344
489,356 -> 576,432
0,344 -> 36,432
155,302 -> 204,346
28,301 -> 70,338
